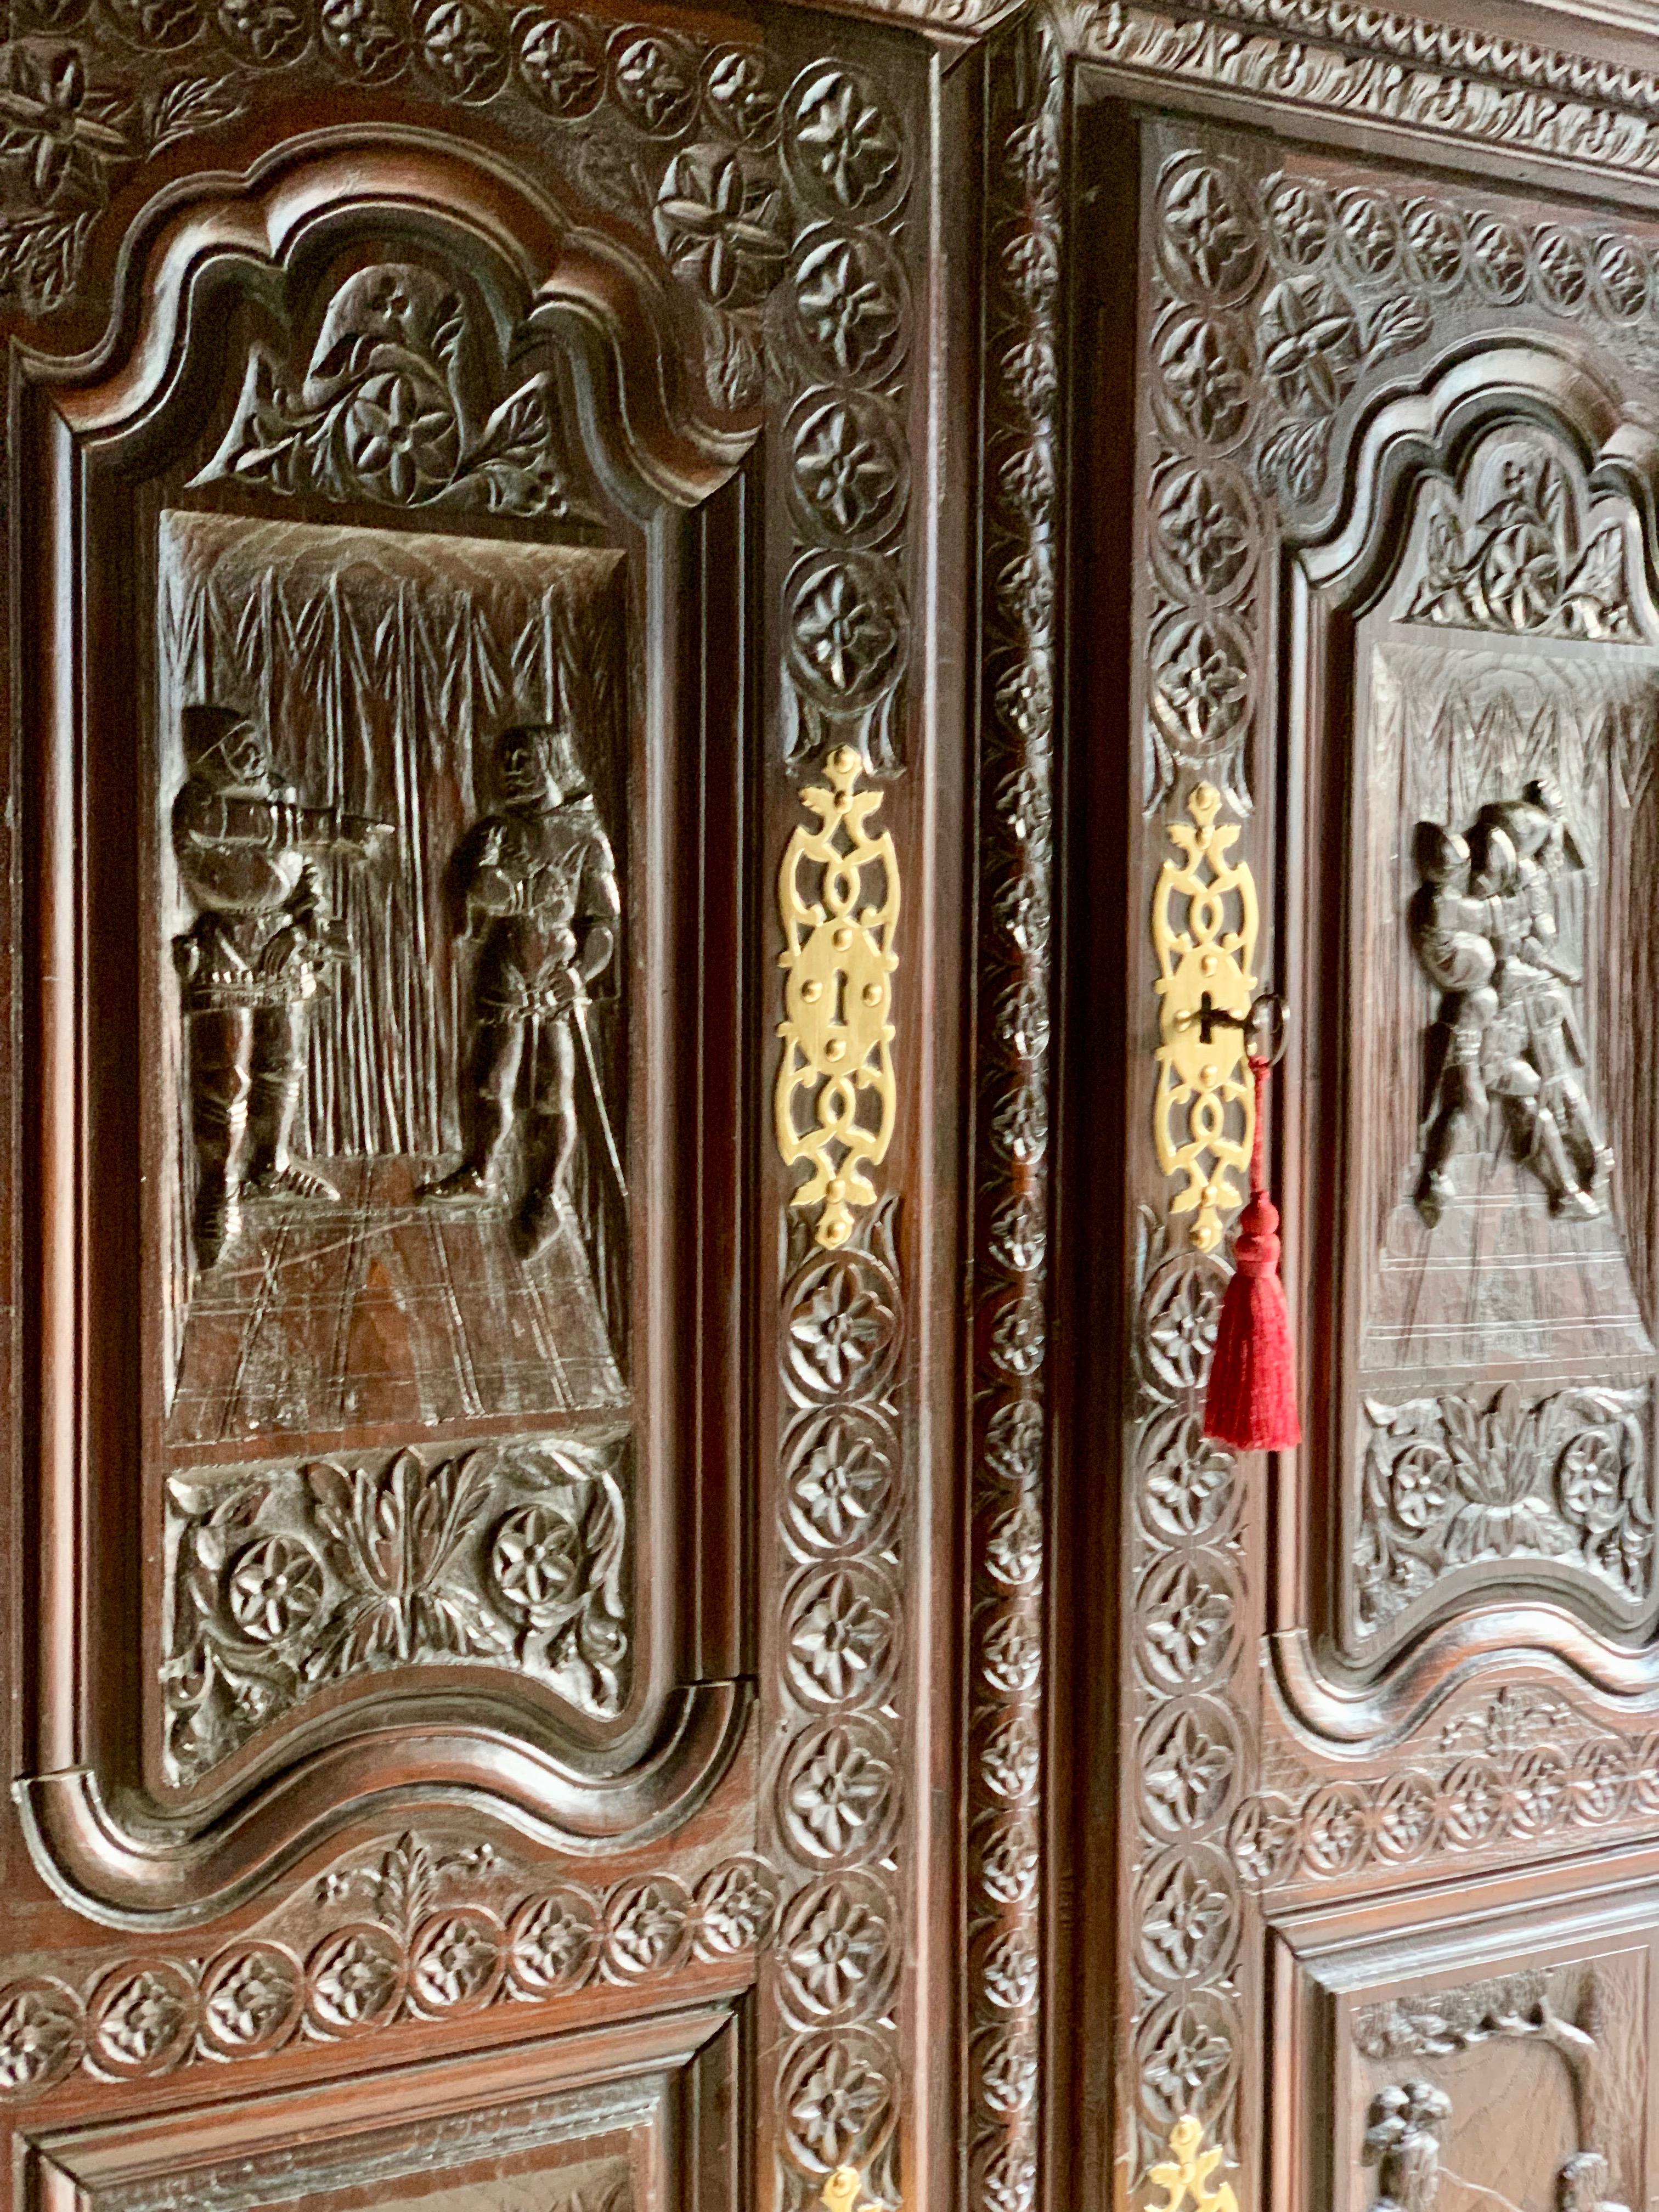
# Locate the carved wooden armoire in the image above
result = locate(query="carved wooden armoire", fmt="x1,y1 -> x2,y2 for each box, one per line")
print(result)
12,0 -> 1659,2208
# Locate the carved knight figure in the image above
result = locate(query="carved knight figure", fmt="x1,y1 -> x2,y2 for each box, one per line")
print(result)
1410,787 -> 1611,1225
173,705 -> 391,1267
422,720 -> 622,1256
1363,2081 -> 1451,2212
1410,823 -> 1498,1228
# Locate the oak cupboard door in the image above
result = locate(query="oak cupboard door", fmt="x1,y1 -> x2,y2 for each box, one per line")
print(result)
1063,21 -> 1659,2212
0,7 -> 975,2211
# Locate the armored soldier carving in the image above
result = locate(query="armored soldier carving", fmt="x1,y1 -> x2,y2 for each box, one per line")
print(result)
1411,778 -> 1611,1226
423,721 -> 622,1256
173,706 -> 390,1268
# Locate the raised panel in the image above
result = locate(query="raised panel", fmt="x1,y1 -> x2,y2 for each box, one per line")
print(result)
22,2005 -> 737,2211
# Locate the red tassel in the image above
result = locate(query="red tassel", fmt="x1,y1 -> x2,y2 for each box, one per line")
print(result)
1203,1053 -> 1301,1453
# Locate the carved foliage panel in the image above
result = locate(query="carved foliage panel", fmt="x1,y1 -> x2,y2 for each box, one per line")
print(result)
1279,1921 -> 1652,2212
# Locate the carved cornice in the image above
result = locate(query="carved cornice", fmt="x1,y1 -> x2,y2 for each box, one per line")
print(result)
1074,0 -> 1659,188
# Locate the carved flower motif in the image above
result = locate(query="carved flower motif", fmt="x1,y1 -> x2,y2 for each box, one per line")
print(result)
605,1880 -> 689,1976
93,1967 -> 194,2069
1156,312 -> 1252,449
0,1983 -> 82,2089
1153,465 -> 1254,603
788,1260 -> 897,1392
1373,1774 -> 1438,1862
788,1568 -> 894,1705
1142,1707 -> 1233,1831
490,1502 -> 582,1612
1402,198 -> 1466,289
225,1536 -> 323,1643
981,1612 -> 1041,1697
516,15 -> 601,114
307,1929 -> 403,2028
319,0 -> 405,81
990,1285 -> 1045,1373
1594,233 -> 1649,320
1139,1855 -> 1233,1982
416,0 -> 507,100
610,32 -> 697,136
981,1714 -> 1040,1802
1532,225 -> 1588,314
1263,176 -> 1328,268
787,68 -> 902,213
983,1929 -> 1039,2011
1335,189 -> 1400,278
412,1914 -> 500,2010
980,1818 -> 1039,1905
1140,1412 -> 1234,1541
1302,1784 -> 1368,1874
341,371 -> 461,503
652,143 -> 784,307
786,1725 -> 893,1860
1139,1557 -> 1233,1688
793,232 -> 904,377
787,1410 -> 895,1551
982,2148 -> 1037,2212
1141,1997 -> 1235,2118
1226,1793 -> 1299,1886
984,1398 -> 1043,1490
1140,1255 -> 1226,1397
786,2038 -> 892,2169
1558,1430 -> 1628,1533
791,398 -> 905,541
1257,277 -> 1361,415
1386,1442 -> 1451,1533
783,1888 -> 887,2015
1470,214 -> 1529,301
695,1859 -> 777,1956
985,1501 -> 1042,1590
0,46 -> 129,204
509,1888 -> 600,1991
215,0 -> 309,65
1150,614 -> 1250,759
202,1948 -> 298,2049
980,2036 -> 1039,2117
1159,161 -> 1261,303
702,49 -> 777,144
789,557 -> 904,706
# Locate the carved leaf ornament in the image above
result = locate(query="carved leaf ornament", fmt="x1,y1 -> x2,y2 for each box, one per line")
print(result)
194,263 -> 594,517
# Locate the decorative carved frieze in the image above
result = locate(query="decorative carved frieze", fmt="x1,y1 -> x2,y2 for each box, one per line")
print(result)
1233,1689 -> 1659,1887
1079,2 -> 1659,196
968,21 -> 1059,2212
770,1197 -> 906,2212
165,1435 -> 631,1783
0,1832 -> 777,2096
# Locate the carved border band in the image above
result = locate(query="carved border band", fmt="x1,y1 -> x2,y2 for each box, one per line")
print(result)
0,1833 -> 775,2094
967,21 -> 1061,2212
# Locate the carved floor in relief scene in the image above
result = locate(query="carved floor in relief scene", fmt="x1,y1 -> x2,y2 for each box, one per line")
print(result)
1366,1151 -> 1653,1376
168,1156 -> 625,1447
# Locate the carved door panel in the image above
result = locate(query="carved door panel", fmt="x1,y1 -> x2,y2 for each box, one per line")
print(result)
0,8 -> 972,2212
1064,32 -> 1659,2212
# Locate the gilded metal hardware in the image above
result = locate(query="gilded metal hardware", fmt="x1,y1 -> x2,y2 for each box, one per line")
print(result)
1152,782 -> 1261,1252
777,743 -> 900,1251
822,2169 -> 890,2212
1149,2115 -> 1239,2212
